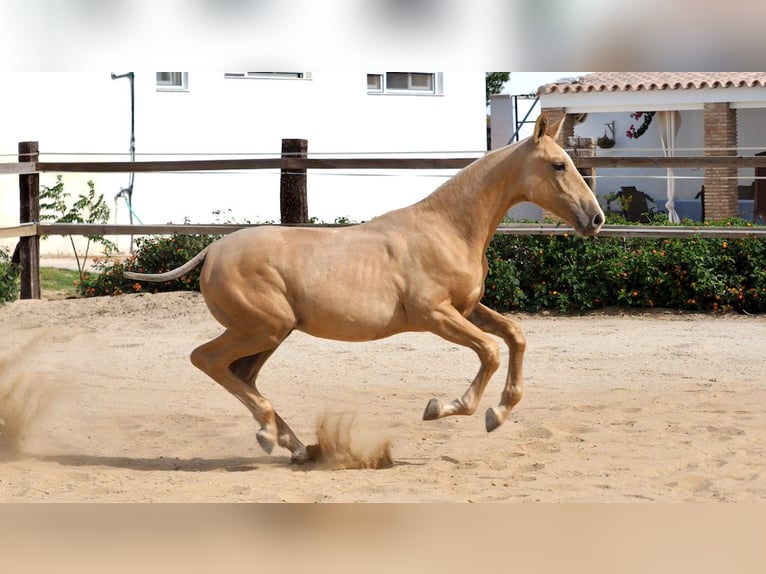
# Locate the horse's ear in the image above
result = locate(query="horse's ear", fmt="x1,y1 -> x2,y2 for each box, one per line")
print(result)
533,114 -> 549,143
534,113 -> 565,143
546,116 -> 565,140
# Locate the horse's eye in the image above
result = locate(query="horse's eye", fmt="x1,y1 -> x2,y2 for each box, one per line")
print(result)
553,162 -> 566,172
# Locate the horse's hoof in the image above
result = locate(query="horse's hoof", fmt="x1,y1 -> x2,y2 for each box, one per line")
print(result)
290,446 -> 310,464
485,407 -> 506,432
256,429 -> 276,454
423,398 -> 442,420
304,443 -> 321,463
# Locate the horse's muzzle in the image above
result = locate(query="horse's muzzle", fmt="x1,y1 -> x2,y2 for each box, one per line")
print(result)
578,211 -> 605,236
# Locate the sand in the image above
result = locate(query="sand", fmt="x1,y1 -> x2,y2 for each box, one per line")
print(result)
0,291 -> 764,502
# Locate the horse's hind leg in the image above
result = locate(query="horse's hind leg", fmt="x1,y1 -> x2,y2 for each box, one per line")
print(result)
230,350 -> 308,462
190,329 -> 308,462
468,304 -> 526,432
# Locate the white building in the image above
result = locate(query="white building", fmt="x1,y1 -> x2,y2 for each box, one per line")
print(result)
0,72 -> 487,255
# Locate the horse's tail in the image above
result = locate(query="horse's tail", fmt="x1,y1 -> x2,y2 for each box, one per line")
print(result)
123,245 -> 212,283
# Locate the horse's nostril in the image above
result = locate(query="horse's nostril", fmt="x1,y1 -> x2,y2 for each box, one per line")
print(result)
592,213 -> 604,227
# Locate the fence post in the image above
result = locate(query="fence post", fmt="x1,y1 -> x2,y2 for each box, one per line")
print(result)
280,138 -> 308,224
18,141 -> 41,299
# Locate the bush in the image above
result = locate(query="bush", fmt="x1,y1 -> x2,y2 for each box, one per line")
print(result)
0,246 -> 20,304
80,220 -> 766,315
78,234 -> 218,297
485,219 -> 766,314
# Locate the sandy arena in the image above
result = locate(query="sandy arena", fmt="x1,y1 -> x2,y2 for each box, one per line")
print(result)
1,291 -> 764,502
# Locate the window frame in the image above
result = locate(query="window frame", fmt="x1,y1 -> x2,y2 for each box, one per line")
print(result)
367,72 -> 443,95
156,72 -> 189,92
224,72 -> 312,80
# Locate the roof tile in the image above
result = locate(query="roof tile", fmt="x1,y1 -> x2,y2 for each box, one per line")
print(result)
539,72 -> 766,95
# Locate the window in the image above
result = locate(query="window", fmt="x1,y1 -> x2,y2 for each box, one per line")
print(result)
367,72 -> 442,95
224,72 -> 311,80
156,72 -> 188,91
367,74 -> 383,92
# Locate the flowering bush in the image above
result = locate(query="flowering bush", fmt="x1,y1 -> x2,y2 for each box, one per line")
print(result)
78,222 -> 766,315
77,234 -> 218,297
484,219 -> 766,314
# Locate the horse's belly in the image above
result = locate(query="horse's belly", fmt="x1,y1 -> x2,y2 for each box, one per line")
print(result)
295,296 -> 408,342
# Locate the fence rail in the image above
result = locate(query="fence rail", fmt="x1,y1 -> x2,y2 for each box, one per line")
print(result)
5,154 -> 766,175
0,223 -> 766,239
3,140 -> 766,299
6,221 -> 766,241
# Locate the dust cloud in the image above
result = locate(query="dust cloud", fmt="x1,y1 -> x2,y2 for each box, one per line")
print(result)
307,412 -> 393,470
0,338 -> 66,459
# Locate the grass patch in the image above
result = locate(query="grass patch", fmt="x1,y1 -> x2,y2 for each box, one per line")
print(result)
40,267 -> 80,298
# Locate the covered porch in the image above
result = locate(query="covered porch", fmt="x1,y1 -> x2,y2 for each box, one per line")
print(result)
538,72 -> 766,223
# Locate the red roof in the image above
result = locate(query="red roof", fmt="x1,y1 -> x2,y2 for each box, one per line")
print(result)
539,72 -> 766,95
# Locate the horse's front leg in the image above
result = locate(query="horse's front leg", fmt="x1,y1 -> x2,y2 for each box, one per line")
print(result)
422,303 -> 501,421
467,304 -> 526,432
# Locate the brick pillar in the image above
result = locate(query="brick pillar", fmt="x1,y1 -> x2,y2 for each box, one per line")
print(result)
543,107 -> 575,146
568,136 -> 597,194
703,103 -> 738,221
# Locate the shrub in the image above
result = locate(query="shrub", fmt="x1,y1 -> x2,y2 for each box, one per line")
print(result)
77,234 -> 218,297
39,175 -> 117,283
78,220 -> 766,315
0,246 -> 20,304
485,219 -> 766,314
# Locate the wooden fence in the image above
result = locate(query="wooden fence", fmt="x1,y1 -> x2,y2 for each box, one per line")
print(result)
3,139 -> 766,299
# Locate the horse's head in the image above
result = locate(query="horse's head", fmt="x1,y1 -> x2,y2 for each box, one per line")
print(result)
520,114 -> 604,236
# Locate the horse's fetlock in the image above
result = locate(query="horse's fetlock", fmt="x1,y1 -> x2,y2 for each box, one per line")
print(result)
457,398 -> 477,415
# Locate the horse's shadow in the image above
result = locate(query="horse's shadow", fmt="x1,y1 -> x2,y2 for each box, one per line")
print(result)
33,453 -> 280,472
27,452 -> 422,471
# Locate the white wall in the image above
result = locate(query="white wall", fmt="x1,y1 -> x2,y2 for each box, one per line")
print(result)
1,72 -> 486,255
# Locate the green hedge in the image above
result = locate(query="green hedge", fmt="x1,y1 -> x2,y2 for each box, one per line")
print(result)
76,221 -> 766,314
485,221 -> 766,314
0,246 -> 20,304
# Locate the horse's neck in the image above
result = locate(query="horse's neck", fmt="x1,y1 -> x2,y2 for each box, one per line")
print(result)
416,145 -> 525,251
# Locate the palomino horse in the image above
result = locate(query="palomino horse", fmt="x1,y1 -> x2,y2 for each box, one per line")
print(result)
125,114 -> 604,462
